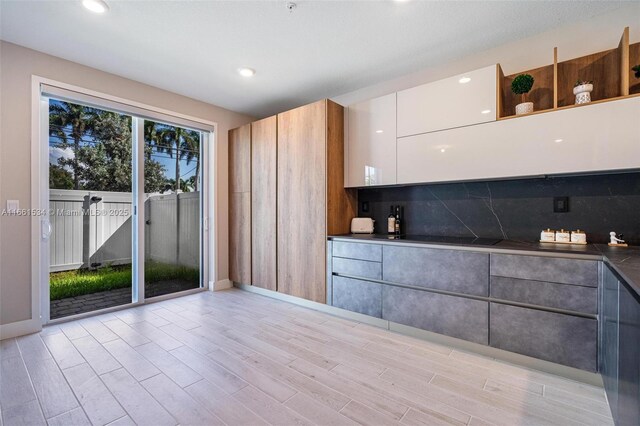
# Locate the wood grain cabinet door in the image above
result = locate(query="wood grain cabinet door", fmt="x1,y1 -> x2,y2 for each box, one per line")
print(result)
229,124 -> 251,193
229,123 -> 251,285
251,116 -> 277,291
277,100 -> 327,303
229,192 -> 251,284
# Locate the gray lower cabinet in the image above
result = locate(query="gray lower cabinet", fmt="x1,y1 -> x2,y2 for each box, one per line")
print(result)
382,286 -> 488,344
332,257 -> 382,280
383,246 -> 489,296
601,266 -> 620,420
490,303 -> 597,372
491,253 -> 598,287
490,276 -> 597,314
333,241 -> 382,262
616,279 -> 640,425
332,276 -> 382,318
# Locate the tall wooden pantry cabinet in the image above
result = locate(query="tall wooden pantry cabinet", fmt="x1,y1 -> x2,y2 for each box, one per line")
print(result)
228,123 -> 251,285
228,99 -> 355,303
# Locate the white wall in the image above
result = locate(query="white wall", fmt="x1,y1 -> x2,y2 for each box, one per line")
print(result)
332,4 -> 640,107
0,41 -> 253,326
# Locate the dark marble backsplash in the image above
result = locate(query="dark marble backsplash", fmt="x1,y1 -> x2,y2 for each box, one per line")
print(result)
357,173 -> 640,245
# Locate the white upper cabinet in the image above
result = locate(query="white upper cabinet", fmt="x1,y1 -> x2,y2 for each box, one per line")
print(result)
397,65 -> 497,137
397,96 -> 640,185
346,93 -> 397,187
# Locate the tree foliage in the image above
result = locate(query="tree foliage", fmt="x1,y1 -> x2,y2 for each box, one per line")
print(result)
49,101 -> 169,193
49,164 -> 74,189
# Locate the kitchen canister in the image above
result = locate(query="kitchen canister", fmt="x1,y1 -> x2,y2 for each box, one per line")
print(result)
571,229 -> 587,244
540,229 -> 555,242
555,229 -> 571,243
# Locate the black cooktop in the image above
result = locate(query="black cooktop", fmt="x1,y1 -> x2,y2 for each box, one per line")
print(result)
372,234 -> 502,246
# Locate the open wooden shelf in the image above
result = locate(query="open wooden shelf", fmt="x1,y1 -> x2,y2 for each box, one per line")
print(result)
557,28 -> 628,107
498,27 -> 637,119
499,63 -> 555,119
630,42 -> 640,95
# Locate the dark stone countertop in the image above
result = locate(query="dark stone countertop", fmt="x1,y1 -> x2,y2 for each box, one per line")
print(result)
328,234 -> 640,296
594,244 -> 640,297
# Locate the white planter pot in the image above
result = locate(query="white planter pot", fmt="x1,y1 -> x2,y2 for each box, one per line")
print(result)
573,83 -> 593,105
515,101 -> 534,115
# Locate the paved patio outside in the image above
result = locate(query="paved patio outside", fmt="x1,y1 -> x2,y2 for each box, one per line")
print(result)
50,279 -> 199,319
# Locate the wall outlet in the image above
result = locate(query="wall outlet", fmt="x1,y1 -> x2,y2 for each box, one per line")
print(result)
553,197 -> 569,213
361,201 -> 369,213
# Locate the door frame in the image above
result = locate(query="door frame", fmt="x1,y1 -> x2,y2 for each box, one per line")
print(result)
31,76 -> 217,326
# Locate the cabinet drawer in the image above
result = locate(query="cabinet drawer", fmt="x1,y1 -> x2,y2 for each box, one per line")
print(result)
490,276 -> 597,314
383,246 -> 489,296
382,286 -> 488,344
333,241 -> 382,262
490,254 -> 598,287
333,257 -> 382,280
490,303 -> 597,371
332,276 -> 382,318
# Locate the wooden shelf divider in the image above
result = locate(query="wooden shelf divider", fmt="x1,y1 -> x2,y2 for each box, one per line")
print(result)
553,47 -> 558,109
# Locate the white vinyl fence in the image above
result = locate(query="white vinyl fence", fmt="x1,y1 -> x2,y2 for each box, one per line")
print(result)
49,189 -> 200,272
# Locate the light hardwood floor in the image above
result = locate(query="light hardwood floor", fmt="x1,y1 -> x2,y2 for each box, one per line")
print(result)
0,289 -> 613,426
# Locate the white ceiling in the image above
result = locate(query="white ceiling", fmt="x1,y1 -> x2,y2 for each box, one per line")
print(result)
0,0 -> 628,118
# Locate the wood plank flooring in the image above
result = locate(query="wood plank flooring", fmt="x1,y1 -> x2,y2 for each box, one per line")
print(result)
0,288 -> 613,426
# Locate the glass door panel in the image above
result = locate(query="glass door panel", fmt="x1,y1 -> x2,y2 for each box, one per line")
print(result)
143,121 -> 202,298
48,99 -> 135,319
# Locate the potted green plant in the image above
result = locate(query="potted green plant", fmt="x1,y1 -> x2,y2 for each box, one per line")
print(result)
632,65 -> 640,79
511,74 -> 534,115
573,80 -> 593,104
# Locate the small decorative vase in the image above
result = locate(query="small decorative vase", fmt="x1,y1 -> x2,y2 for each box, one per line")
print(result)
573,83 -> 593,105
515,101 -> 534,115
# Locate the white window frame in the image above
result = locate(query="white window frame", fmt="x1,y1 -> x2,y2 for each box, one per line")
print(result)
31,76 -> 217,325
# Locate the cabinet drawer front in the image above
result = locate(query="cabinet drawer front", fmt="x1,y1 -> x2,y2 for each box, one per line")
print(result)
490,303 -> 597,371
333,241 -> 382,262
383,246 -> 489,296
490,276 -> 597,314
491,254 -> 598,287
333,258 -> 382,280
382,286 -> 488,344
332,276 -> 382,318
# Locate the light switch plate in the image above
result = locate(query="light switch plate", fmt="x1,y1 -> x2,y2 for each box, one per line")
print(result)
7,200 -> 19,211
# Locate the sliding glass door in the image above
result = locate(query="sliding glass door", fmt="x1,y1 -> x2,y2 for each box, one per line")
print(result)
42,91 -> 209,321
143,121 -> 202,299
48,99 -> 136,319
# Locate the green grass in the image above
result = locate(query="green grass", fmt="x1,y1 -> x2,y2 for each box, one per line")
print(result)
50,262 -> 199,300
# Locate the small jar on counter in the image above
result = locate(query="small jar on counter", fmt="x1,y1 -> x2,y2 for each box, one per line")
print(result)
556,229 -> 571,243
540,229 -> 555,242
571,229 -> 587,244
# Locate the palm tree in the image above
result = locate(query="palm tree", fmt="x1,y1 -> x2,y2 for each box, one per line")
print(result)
49,101 -> 99,190
154,125 -> 200,192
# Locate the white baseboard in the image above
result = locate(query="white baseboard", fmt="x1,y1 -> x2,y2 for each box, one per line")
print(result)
212,279 -> 233,291
0,318 -> 42,340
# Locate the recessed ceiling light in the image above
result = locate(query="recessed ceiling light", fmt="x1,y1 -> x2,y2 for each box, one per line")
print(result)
82,0 -> 109,14
440,148 -> 446,153
554,138 -> 563,143
375,130 -> 383,134
481,109 -> 491,114
238,67 -> 256,77
458,77 -> 471,84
